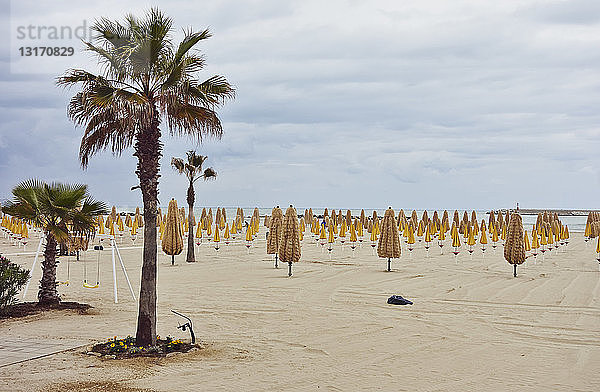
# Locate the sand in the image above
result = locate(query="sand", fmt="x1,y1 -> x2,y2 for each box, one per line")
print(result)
1,228 -> 600,391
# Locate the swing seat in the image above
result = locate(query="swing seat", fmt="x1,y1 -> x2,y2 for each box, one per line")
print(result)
83,281 -> 99,289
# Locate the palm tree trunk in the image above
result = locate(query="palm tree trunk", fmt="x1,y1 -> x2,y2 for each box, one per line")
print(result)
186,182 -> 195,263
135,107 -> 161,347
38,232 -> 60,305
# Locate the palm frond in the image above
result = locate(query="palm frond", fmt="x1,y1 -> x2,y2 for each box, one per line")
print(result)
202,167 -> 217,181
171,157 -> 185,174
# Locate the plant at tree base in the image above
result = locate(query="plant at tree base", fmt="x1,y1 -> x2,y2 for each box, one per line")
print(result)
171,151 -> 216,262
57,8 -> 234,346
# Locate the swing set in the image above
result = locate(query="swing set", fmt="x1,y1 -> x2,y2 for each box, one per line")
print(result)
23,235 -> 136,303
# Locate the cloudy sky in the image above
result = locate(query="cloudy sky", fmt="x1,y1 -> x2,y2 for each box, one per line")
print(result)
1,0 -> 599,211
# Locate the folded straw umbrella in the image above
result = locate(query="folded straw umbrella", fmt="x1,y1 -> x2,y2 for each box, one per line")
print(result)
279,205 -> 301,277
267,206 -> 283,268
504,213 -> 526,277
110,206 -> 117,223
377,207 -> 401,271
162,199 -> 184,265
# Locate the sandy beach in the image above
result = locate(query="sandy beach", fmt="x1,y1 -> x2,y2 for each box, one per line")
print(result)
1,225 -> 599,392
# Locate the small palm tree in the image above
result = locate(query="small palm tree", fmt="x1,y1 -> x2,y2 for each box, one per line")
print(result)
2,180 -> 107,305
171,151 -> 216,262
57,8 -> 234,346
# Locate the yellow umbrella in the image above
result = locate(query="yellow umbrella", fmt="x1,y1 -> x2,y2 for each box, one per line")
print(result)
117,216 -> 124,232
223,223 -> 230,244
416,221 -> 424,239
230,220 -> 237,235
479,227 -> 488,257
159,220 -> 165,240
370,222 -> 378,246
349,222 -> 358,250
524,230 -> 531,252
98,216 -> 105,235
299,228 -> 303,241
213,223 -> 220,250
501,223 -> 507,241
206,223 -> 212,237
131,220 -> 138,236
21,223 -> 29,239
530,229 -> 539,260
245,225 -> 253,241
109,221 -> 115,237
451,226 -> 461,258
491,225 -> 499,249
424,225 -> 432,254
319,224 -> 327,241
339,220 -> 346,243
357,219 -> 364,240
407,224 -> 416,252
467,227 -> 476,257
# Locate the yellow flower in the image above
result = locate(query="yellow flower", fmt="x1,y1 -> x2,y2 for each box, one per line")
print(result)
110,343 -> 115,347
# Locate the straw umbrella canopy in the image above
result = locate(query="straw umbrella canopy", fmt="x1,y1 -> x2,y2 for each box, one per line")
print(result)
162,199 -> 184,265
279,205 -> 301,277
111,206 -> 117,223
267,206 -> 283,268
324,208 -> 329,219
497,212 -> 504,232
215,207 -> 222,228
452,210 -> 459,227
504,213 -> 526,277
360,209 -> 366,227
201,208 -> 207,224
377,207 -> 401,272
346,210 -> 352,226
421,210 -> 429,226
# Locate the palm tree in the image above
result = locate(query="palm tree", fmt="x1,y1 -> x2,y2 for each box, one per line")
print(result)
57,8 -> 234,346
1,180 -> 107,305
171,151 -> 216,263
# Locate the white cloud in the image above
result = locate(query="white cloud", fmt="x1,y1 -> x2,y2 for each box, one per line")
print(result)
1,0 -> 599,210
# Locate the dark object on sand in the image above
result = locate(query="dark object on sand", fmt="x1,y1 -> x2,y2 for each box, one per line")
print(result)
387,295 -> 413,305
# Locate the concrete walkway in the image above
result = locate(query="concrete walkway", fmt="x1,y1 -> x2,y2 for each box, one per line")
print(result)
0,337 -> 87,368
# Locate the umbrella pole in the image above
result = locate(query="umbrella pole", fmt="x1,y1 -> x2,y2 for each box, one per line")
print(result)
288,261 -> 292,277
513,264 -> 517,277
275,253 -> 278,269
171,255 -> 174,265
387,257 -> 391,272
